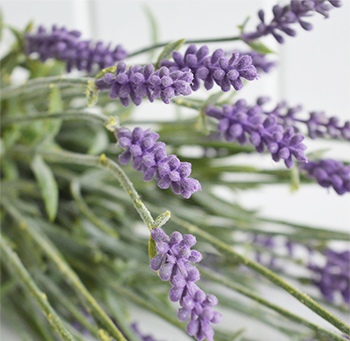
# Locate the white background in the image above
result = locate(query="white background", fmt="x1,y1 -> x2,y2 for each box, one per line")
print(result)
1,1 -> 349,340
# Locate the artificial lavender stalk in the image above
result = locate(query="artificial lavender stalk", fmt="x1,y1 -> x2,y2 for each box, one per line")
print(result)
300,159 -> 350,195
205,99 -> 308,168
243,0 -> 342,44
95,62 -> 193,106
150,228 -> 222,341
25,25 -> 128,72
160,45 -> 259,92
258,97 -> 350,141
115,127 -> 201,199
308,249 -> 350,305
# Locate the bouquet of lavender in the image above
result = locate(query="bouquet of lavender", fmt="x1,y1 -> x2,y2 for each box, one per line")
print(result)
1,1 -> 349,341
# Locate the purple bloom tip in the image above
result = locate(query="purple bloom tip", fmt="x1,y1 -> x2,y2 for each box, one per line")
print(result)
25,25 -> 127,72
150,227 -> 221,341
116,127 -> 201,198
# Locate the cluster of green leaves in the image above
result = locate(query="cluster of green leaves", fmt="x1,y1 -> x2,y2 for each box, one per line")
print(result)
1,19 -> 349,341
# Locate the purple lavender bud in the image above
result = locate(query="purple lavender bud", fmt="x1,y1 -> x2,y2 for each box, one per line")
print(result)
300,159 -> 350,195
115,127 -> 201,198
160,45 -> 258,93
25,25 -> 127,72
308,249 -> 350,304
242,0 -> 342,44
150,227 -> 221,341
95,62 -> 193,106
205,100 -> 308,169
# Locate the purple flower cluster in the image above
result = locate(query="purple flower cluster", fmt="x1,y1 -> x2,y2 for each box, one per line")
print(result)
244,51 -> 276,74
308,249 -> 350,304
161,45 -> 259,92
261,98 -> 350,141
205,99 -> 308,168
300,159 -> 350,195
95,62 -> 193,106
25,25 -> 127,72
150,228 -> 222,341
243,0 -> 342,43
115,127 -> 201,198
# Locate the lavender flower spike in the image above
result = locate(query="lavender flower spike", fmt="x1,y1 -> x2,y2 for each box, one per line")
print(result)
95,62 -> 193,106
205,100 -> 308,168
150,228 -> 222,341
25,25 -> 127,72
308,249 -> 350,304
259,98 -> 350,141
300,159 -> 350,195
161,45 -> 259,92
243,0 -> 342,44
115,127 -> 201,198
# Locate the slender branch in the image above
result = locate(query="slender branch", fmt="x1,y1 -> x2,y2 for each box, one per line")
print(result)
199,266 -> 348,341
70,180 -> 119,238
2,110 -> 109,126
1,76 -> 90,100
37,149 -> 156,230
0,233 -> 75,341
127,35 -> 241,58
163,213 -> 350,336
2,203 -> 127,341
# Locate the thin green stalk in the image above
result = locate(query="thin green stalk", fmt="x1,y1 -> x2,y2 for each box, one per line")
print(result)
35,273 -> 102,339
70,180 -> 119,238
3,203 -> 127,341
199,266 -> 348,341
166,214 -> 350,336
2,110 -> 109,126
1,76 -> 89,100
38,149 -> 156,230
127,35 -> 241,58
0,233 -> 76,341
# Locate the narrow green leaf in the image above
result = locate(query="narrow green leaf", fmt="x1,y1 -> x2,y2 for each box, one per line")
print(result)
86,80 -> 99,107
156,38 -> 185,68
290,165 -> 300,192
247,41 -> 275,55
95,66 -> 116,81
237,16 -> 250,34
142,4 -> 159,60
148,235 -> 157,260
48,85 -> 63,113
0,9 -> 4,42
31,154 -> 58,221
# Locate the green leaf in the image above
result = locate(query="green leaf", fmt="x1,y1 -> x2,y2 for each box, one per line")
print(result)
95,66 -> 116,81
156,38 -> 185,68
86,80 -> 99,107
48,85 -> 63,113
290,165 -> 300,192
142,4 -> 159,60
148,235 -> 157,260
237,16 -> 250,34
247,40 -> 275,55
0,9 -> 4,42
31,154 -> 59,221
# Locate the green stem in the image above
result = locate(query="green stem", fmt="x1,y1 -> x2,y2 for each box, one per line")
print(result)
199,267 -> 348,341
3,203 -> 127,341
35,273 -> 102,339
2,110 -> 109,126
1,76 -> 89,100
167,214 -> 350,336
127,36 -> 241,58
39,149 -> 156,231
70,180 -> 119,238
0,233 -> 76,341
